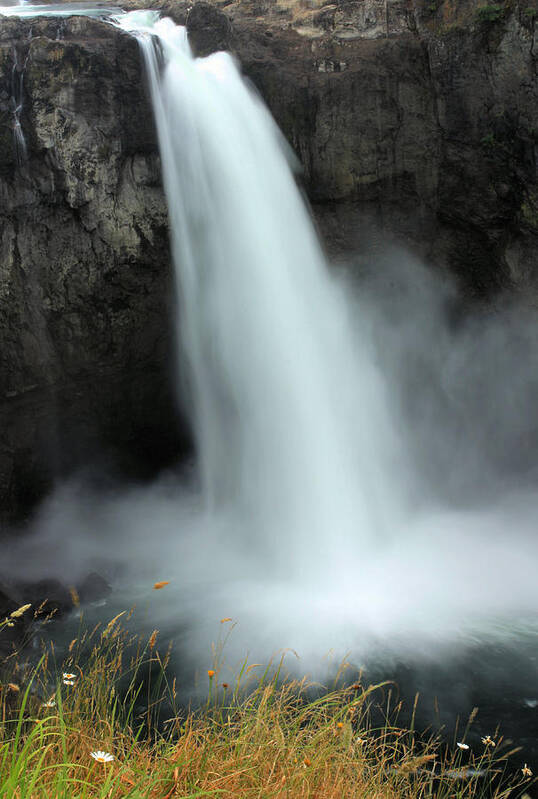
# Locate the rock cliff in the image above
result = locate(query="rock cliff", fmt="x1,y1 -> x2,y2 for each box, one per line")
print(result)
177,0 -> 537,296
0,0 -> 536,522
0,16 -> 186,523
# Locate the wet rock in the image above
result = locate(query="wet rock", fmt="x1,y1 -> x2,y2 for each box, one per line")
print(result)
228,0 -> 538,296
77,571 -> 112,603
14,579 -> 73,616
0,584 -> 33,658
186,2 -> 235,56
0,17 -> 190,524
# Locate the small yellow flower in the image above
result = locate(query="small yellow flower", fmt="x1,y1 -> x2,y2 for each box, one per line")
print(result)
481,735 -> 496,747
90,750 -> 114,763
207,669 -> 215,678
522,764 -> 533,778
303,757 -> 311,767
220,617 -> 232,623
457,742 -> 470,750
336,722 -> 344,730
153,581 -> 170,590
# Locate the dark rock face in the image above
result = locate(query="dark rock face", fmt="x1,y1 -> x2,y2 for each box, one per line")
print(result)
0,17 -> 188,524
226,0 -> 538,297
160,0 -> 536,294
186,2 -> 235,56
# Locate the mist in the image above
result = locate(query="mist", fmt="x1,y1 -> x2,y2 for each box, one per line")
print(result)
4,243 -> 538,681
3,11 -> 538,688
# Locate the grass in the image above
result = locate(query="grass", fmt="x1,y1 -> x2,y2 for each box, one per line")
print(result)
0,607 -> 534,798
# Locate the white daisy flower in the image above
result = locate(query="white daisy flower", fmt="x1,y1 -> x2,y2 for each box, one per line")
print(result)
62,672 -> 76,680
63,679 -> 75,686
42,699 -> 56,708
481,735 -> 495,747
457,742 -> 470,750
90,750 -> 114,763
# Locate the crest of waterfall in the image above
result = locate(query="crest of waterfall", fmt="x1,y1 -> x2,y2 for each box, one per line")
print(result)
115,11 -> 404,579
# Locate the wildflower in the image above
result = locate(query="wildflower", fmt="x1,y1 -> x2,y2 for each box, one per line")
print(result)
10,604 -> 31,618
457,742 -> 470,750
90,750 -> 114,763
356,737 -> 366,745
42,699 -> 56,708
522,764 -> 533,778
336,722 -> 344,730
7,683 -> 19,692
63,679 -> 75,686
62,672 -> 76,680
221,682 -> 229,689
220,617 -> 232,623
303,758 -> 311,767
153,581 -> 169,590
481,735 -> 496,747
207,669 -> 215,678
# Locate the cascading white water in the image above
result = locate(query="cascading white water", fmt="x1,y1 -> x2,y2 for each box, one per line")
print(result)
116,11 -> 403,581
3,6 -> 538,669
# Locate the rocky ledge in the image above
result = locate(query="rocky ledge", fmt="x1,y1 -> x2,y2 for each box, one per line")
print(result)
0,16 -> 189,524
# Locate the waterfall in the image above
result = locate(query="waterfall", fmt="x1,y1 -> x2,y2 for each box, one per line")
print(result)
3,5 -> 538,665
10,45 -> 28,163
115,12 -> 402,579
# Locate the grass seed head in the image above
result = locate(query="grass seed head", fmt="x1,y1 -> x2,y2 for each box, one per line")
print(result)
10,604 -> 32,618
